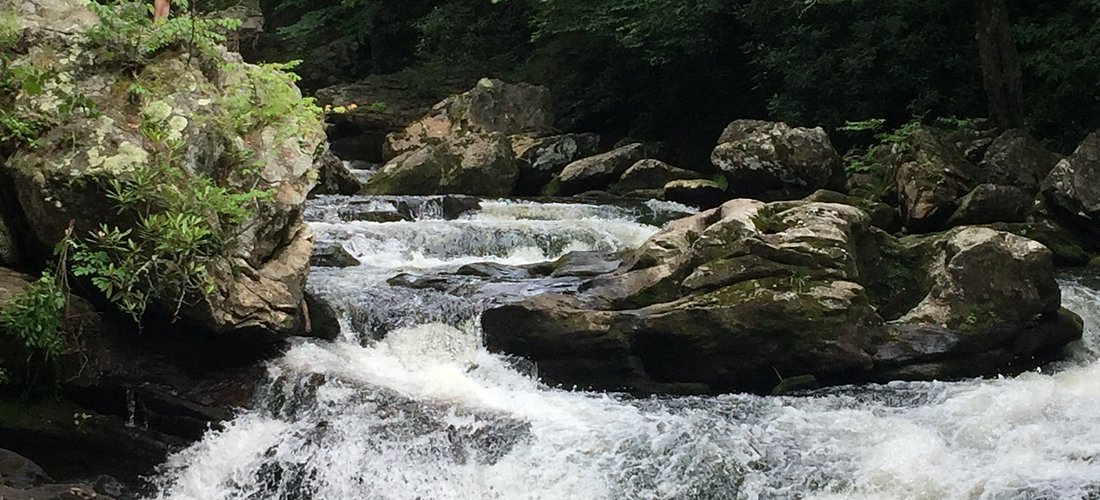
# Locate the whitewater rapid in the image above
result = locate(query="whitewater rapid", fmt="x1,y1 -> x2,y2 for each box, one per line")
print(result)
147,196 -> 1100,500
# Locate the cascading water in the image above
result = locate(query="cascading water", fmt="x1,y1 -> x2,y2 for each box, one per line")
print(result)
147,196 -> 1100,500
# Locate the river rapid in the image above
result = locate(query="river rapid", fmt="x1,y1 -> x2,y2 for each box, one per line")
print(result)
146,196 -> 1100,500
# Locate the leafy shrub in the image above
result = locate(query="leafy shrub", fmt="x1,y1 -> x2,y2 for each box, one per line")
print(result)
219,61 -> 322,139
84,0 -> 241,67
0,270 -> 67,384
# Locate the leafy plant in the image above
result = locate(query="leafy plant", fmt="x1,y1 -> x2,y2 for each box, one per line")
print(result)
84,0 -> 241,67
219,61 -> 322,139
0,268 -> 68,384
69,102 -> 272,323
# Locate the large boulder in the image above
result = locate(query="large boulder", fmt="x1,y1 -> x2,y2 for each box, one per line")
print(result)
661,179 -> 727,209
548,143 -> 646,196
1,0 -> 324,338
384,78 -> 553,160
894,126 -> 974,232
1042,131 -> 1100,234
513,133 -> 601,195
361,132 -> 517,196
482,197 -> 1079,394
978,129 -> 1061,195
710,120 -> 844,200
945,183 -> 1030,226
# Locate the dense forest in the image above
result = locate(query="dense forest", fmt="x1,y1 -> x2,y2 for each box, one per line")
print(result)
216,0 -> 1100,159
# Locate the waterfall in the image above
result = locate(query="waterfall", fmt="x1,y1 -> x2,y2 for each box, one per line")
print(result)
146,196 -> 1100,500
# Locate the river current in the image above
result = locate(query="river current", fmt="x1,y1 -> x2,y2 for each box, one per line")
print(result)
146,196 -> 1100,500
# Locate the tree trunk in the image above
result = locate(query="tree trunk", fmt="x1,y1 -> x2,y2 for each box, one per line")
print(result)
975,0 -> 1024,129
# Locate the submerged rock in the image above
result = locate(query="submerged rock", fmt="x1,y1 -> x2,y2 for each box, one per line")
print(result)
482,197 -> 1081,394
710,120 -> 844,200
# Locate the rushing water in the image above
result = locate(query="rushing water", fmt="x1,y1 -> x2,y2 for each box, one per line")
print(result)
147,196 -> 1100,500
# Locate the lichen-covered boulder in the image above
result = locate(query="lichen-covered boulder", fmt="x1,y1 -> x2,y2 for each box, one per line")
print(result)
1042,131 -> 1100,232
483,196 -> 1080,394
548,143 -> 646,196
894,127 -> 974,232
710,120 -> 844,200
513,133 -> 600,195
0,0 -> 325,338
362,132 -> 516,196
610,159 -> 702,195
385,78 -> 553,160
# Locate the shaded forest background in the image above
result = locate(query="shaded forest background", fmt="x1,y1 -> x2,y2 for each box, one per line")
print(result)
200,0 -> 1100,164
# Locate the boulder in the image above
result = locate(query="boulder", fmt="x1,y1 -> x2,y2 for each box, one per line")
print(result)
661,179 -> 727,209
710,120 -> 844,200
385,78 -> 553,160
1,0 -> 324,338
309,149 -> 362,197
513,133 -> 601,195
548,143 -> 646,196
894,127 -> 974,232
361,132 -> 517,196
483,197 -> 1080,394
1042,131 -> 1100,233
310,243 -> 360,268
0,449 -> 51,488
978,129 -> 1061,194
946,184 -> 1030,226
610,159 -> 702,195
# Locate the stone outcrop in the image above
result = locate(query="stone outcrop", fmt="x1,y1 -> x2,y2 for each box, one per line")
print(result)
548,143 -> 646,196
710,120 -> 844,200
362,132 -> 517,196
1,0 -> 324,338
513,133 -> 601,195
482,197 -> 1080,394
1042,131 -> 1100,234
384,78 -> 554,160
309,149 -> 362,197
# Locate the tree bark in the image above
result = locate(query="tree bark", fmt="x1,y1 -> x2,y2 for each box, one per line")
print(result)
975,0 -> 1024,129
153,0 -> 171,23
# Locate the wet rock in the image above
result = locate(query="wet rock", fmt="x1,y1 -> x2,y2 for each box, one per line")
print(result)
528,251 -> 622,278
978,129 -> 1061,194
710,120 -> 844,200
946,184 -> 1030,226
310,244 -> 360,268
483,196 -> 1080,394
455,262 -> 531,280
513,133 -> 601,195
894,127 -> 974,232
362,132 -> 517,197
661,178 -> 727,209
1042,131 -> 1100,235
549,143 -> 646,196
0,449 -> 51,488
309,149 -> 362,197
0,482 -> 112,499
303,291 -> 340,341
610,159 -> 702,195
385,78 -> 554,160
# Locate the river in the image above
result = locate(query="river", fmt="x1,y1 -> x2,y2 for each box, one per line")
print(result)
145,196 -> 1100,500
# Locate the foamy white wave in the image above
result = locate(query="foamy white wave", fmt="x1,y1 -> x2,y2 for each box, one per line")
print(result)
147,197 -> 1100,500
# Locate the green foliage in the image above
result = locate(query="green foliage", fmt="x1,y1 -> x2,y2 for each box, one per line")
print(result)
219,61 -> 322,138
0,270 -> 67,383
0,12 -> 18,48
69,104 -> 272,323
84,1 -> 241,67
740,0 -> 984,129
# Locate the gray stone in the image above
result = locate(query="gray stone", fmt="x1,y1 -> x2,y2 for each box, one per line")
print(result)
550,143 -> 646,196
710,120 -> 843,200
